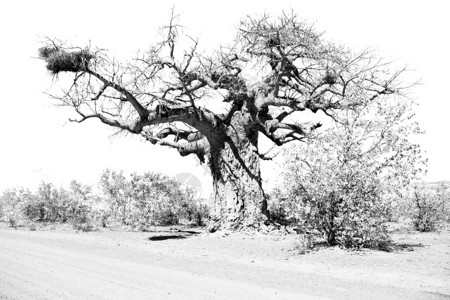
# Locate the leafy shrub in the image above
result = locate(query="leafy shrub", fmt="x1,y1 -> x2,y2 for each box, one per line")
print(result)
18,181 -> 96,224
21,182 -> 69,222
277,93 -> 424,249
72,205 -> 97,232
0,188 -> 32,227
99,169 -> 209,229
411,185 -> 447,232
99,169 -> 133,225
283,177 -> 391,248
0,180 -> 100,229
129,171 -> 185,228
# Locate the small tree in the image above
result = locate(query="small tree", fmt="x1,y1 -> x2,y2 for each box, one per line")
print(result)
278,91 -> 424,248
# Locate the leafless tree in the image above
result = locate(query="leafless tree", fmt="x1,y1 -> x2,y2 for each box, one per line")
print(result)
39,11 -> 407,230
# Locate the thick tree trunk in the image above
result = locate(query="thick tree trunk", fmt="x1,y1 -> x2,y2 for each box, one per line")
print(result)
207,107 -> 269,230
211,141 -> 268,227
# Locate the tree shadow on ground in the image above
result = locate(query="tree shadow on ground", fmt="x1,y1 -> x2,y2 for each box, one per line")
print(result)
424,291 -> 450,299
147,229 -> 201,241
142,227 -> 203,234
148,235 -> 187,241
305,240 -> 426,253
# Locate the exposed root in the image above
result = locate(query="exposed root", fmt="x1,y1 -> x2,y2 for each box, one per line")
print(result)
206,218 -> 292,236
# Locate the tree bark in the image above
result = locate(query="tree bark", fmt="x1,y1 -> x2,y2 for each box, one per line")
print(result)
208,106 -> 269,230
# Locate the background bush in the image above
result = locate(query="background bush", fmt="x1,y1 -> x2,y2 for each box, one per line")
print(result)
0,188 -> 32,227
408,182 -> 449,232
0,170 -> 210,231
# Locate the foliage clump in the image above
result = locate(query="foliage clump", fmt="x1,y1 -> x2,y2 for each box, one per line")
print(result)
38,46 -> 93,74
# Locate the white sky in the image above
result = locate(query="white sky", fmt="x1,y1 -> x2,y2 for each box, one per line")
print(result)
0,0 -> 449,196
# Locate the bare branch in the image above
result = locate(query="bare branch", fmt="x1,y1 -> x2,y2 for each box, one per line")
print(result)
155,124 -> 204,142
142,130 -> 209,161
39,12 -> 414,168
85,69 -> 149,119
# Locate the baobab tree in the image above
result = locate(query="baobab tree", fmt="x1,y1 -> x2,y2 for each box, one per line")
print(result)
39,12 -> 406,230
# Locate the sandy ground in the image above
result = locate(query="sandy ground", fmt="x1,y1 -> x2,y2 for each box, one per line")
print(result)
0,225 -> 449,299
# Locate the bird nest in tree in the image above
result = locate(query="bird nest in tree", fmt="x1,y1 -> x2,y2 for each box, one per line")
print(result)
38,46 -> 94,74
323,72 -> 337,85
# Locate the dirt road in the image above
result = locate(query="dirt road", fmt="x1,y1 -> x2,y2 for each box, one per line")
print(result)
0,227 -> 449,299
